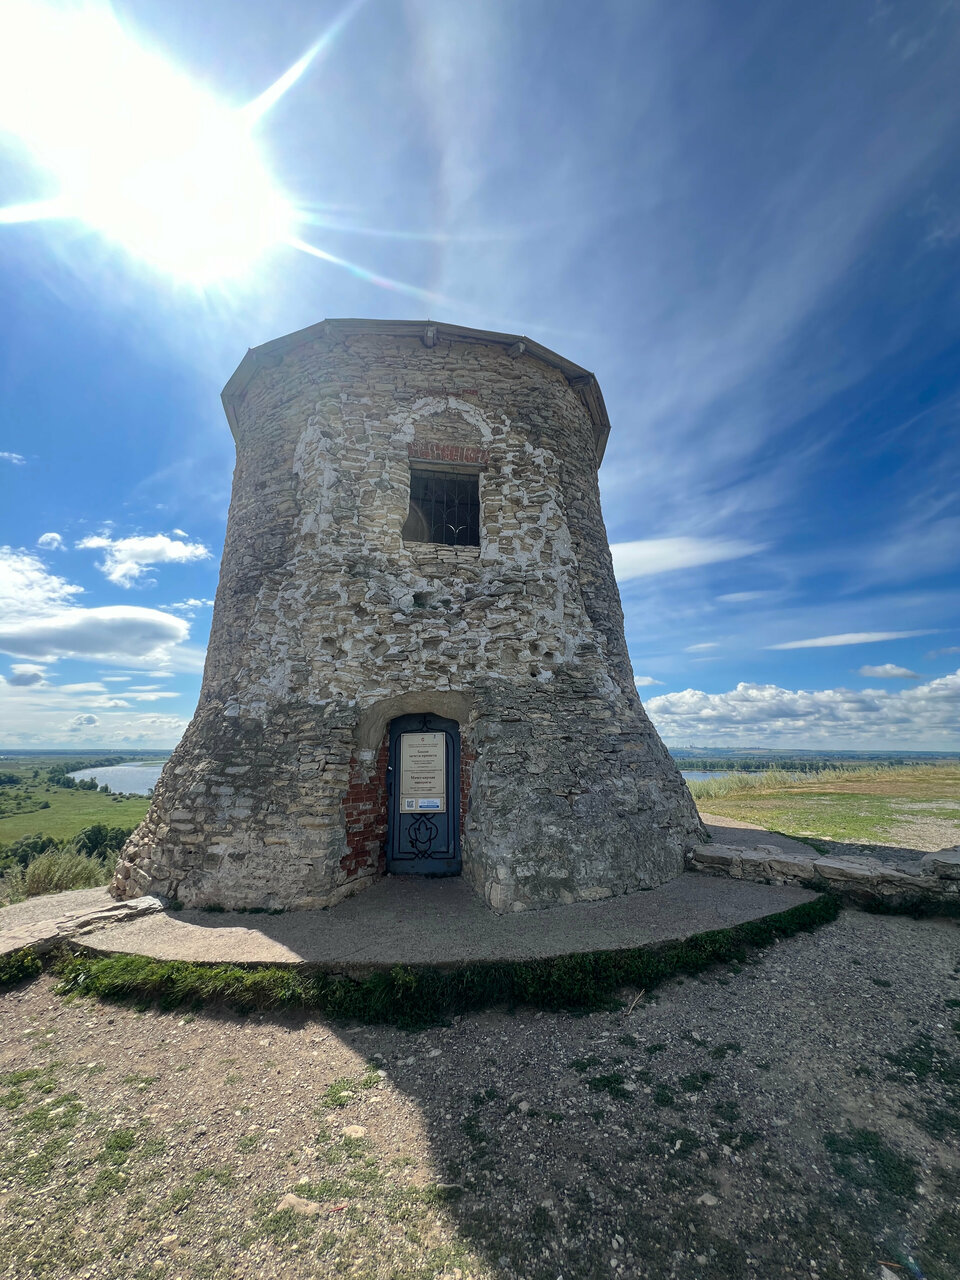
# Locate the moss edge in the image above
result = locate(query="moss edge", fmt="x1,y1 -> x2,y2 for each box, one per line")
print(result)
45,892 -> 842,1026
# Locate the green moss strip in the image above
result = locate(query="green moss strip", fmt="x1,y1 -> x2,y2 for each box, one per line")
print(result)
51,893 -> 841,1026
0,946 -> 43,991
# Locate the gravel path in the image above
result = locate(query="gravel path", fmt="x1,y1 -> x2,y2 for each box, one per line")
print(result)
1,908 -> 958,1280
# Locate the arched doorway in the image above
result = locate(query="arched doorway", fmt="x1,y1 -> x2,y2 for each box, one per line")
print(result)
386,712 -> 461,876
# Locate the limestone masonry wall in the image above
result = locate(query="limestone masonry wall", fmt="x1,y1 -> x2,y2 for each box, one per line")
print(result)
113,322 -> 704,911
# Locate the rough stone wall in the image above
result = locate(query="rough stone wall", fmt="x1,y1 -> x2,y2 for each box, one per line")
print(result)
113,327 -> 704,911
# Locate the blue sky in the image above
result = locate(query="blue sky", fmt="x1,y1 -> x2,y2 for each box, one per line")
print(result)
1,0 -> 958,750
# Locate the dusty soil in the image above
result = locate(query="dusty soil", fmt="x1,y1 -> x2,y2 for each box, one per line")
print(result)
1,909 -> 959,1280
882,815 -> 960,854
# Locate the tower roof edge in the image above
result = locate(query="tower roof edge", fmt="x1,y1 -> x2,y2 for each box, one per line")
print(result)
220,318 -> 611,464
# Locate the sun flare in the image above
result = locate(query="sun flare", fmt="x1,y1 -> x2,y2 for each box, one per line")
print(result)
0,2 -> 307,284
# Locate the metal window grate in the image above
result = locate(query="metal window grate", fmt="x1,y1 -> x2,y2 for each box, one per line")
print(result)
404,468 -> 480,547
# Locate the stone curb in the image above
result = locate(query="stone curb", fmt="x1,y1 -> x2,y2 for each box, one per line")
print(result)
0,896 -> 165,961
687,843 -> 960,906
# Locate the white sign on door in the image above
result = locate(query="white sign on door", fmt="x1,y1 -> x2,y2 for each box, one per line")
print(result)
399,732 -> 446,813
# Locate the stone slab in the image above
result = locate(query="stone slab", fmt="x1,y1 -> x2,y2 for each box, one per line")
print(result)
0,893 -> 164,959
0,887 -> 113,933
74,873 -> 819,970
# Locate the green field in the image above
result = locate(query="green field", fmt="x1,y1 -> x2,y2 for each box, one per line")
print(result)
0,788 -> 151,844
691,764 -> 960,847
0,754 -> 157,847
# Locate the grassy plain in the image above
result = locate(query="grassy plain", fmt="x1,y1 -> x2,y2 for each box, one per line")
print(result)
690,764 -> 960,847
0,755 -> 157,845
0,789 -> 151,844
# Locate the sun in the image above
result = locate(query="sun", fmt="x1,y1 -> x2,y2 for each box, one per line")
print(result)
0,2 -> 310,285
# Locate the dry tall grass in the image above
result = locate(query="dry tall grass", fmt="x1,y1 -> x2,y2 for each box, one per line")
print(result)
0,849 -> 110,905
686,762 -> 959,801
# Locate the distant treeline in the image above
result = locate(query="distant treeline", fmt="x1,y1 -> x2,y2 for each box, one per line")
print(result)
0,823 -> 135,873
675,755 -> 956,773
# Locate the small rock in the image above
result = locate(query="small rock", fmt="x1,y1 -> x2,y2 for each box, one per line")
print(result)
696,1193 -> 719,1206
160,1235 -> 178,1250
342,1125 -> 366,1139
275,1192 -> 321,1216
518,1101 -> 530,1114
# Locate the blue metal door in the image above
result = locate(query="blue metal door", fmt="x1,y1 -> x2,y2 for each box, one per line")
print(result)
386,713 -> 461,876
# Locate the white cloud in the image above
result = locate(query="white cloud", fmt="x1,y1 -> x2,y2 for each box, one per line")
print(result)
166,597 -> 215,615
685,642 -> 718,653
0,605 -> 190,665
0,546 -> 82,618
768,630 -> 934,650
76,532 -> 211,587
8,663 -> 47,687
67,713 -> 99,730
647,670 -> 960,747
858,664 -> 921,679
0,452 -> 25,465
611,537 -> 763,582
717,591 -> 767,603
101,676 -> 131,682
36,532 -> 63,550
634,675 -> 664,688
0,545 -> 197,670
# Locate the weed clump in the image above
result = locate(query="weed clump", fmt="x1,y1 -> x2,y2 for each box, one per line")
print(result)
0,946 -> 43,991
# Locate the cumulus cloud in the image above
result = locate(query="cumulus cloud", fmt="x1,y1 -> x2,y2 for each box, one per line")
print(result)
634,675 -> 664,688
0,452 -> 25,465
8,663 -> 47,687
646,670 -> 960,746
768,630 -> 934,649
166,597 -> 215,616
76,532 -> 211,587
858,664 -> 921,679
0,546 -> 82,617
610,537 -> 763,581
36,532 -> 64,550
67,714 -> 99,730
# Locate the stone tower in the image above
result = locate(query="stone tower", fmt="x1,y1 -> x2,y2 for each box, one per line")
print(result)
113,320 -> 704,912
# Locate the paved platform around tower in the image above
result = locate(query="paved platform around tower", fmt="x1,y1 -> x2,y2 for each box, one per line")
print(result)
54,873 -> 818,970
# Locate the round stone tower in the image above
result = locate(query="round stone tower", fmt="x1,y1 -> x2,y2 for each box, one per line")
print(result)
113,319 -> 704,912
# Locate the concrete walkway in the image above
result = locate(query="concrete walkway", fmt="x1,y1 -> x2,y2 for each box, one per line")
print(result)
67,873 -> 818,970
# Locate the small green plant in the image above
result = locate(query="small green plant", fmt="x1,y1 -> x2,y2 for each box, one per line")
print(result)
708,1041 -> 743,1061
319,1069 -> 380,1108
679,1070 -> 714,1093
568,1055 -> 603,1073
824,1127 -> 917,1201
584,1072 -> 630,1100
0,946 -> 42,990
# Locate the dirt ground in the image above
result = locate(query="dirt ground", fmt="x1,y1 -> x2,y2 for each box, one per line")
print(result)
1,908 -> 959,1280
